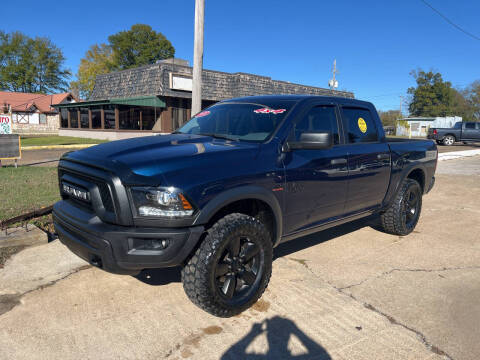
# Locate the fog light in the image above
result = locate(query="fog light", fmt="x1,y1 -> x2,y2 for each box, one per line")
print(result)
132,238 -> 170,251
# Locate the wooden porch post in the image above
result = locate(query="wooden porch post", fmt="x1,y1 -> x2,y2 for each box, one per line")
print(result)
88,109 -> 92,129
100,107 -> 105,129
77,109 -> 81,128
114,106 -> 119,130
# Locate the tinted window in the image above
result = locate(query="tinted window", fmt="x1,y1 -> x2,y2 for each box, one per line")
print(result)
465,123 -> 475,129
178,101 -> 295,142
453,122 -> 462,129
292,106 -> 339,144
342,107 -> 378,143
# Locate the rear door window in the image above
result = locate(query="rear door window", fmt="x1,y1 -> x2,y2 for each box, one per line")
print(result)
465,123 -> 475,129
341,107 -> 378,143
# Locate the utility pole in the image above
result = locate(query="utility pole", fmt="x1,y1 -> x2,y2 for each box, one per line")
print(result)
399,95 -> 404,116
192,0 -> 205,116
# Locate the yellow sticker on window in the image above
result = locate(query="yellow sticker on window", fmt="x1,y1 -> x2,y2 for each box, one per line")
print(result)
358,118 -> 367,133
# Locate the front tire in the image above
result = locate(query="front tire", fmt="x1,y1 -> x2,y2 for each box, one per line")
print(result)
443,135 -> 455,146
379,178 -> 422,236
181,213 -> 272,317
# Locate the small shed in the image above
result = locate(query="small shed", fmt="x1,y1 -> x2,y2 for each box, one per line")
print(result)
396,116 -> 462,137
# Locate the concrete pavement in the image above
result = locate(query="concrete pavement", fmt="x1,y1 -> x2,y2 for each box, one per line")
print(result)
0,157 -> 479,359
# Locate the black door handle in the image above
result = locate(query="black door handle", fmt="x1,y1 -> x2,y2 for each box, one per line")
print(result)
331,158 -> 347,165
377,153 -> 390,160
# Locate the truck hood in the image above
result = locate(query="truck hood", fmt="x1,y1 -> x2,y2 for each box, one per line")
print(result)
64,134 -> 260,185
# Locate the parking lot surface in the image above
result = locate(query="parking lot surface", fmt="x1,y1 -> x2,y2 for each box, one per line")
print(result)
0,156 -> 479,360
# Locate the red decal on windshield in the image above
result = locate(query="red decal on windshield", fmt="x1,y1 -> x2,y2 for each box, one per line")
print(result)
195,110 -> 210,117
254,108 -> 286,114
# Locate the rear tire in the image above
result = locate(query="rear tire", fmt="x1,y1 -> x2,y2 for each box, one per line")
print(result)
443,135 -> 455,146
379,178 -> 422,236
181,213 -> 272,317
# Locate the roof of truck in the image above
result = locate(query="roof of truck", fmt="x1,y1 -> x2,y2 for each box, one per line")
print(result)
222,94 -> 372,107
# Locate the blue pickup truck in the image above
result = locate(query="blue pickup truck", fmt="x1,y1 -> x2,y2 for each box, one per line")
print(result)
53,95 -> 437,317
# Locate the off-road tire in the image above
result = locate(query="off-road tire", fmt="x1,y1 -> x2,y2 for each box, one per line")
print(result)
379,178 -> 422,236
181,213 -> 272,317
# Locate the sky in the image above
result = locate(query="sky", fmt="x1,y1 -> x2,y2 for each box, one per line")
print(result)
2,0 -> 480,113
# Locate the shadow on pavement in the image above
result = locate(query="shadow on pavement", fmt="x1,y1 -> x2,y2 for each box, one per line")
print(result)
221,316 -> 331,359
274,215 -> 377,261
133,215 -> 379,285
134,266 -> 181,285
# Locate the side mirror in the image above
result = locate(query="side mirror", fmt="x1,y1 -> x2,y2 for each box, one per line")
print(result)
286,132 -> 333,150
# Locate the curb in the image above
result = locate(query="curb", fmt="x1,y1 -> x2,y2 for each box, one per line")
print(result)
438,149 -> 480,161
21,144 -> 96,150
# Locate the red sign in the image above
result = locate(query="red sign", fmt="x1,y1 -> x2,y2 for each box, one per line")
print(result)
0,114 -> 12,134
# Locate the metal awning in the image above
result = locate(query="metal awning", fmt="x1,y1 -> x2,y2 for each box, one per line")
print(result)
52,96 -> 166,108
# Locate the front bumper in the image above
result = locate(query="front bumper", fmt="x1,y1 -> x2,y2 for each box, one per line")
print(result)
53,200 -> 204,275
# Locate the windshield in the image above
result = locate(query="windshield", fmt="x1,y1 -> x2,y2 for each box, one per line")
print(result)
177,101 -> 296,142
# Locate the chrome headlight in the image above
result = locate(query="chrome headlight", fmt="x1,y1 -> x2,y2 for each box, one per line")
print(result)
130,187 -> 194,217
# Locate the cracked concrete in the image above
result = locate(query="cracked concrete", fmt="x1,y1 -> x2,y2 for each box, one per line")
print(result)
287,256 -> 455,359
337,266 -> 480,291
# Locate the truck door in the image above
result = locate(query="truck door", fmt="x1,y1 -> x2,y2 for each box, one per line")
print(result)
340,106 -> 391,214
463,122 -> 480,141
282,104 -> 349,235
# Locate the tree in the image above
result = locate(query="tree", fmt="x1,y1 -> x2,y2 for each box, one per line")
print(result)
70,44 -> 114,99
0,31 -> 70,93
72,24 -> 175,99
462,81 -> 480,121
378,110 -> 402,127
407,69 -> 459,117
108,24 -> 175,70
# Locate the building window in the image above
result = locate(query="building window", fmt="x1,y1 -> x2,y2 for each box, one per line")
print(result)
91,106 -> 102,129
39,114 -> 47,124
80,107 -> 89,128
69,109 -> 78,128
172,107 -> 188,130
119,105 -> 140,130
141,107 -> 158,130
104,105 -> 115,129
15,112 -> 29,124
60,109 -> 68,128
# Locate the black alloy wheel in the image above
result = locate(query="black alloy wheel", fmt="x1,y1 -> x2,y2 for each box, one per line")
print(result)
402,186 -> 421,231
215,236 -> 263,302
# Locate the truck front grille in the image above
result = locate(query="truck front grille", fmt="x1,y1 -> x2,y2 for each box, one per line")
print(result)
58,168 -> 115,219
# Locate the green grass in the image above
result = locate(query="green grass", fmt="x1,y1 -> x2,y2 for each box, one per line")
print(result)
0,167 -> 60,221
21,136 -> 108,147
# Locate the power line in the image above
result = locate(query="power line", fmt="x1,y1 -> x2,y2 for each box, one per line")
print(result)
420,0 -> 480,41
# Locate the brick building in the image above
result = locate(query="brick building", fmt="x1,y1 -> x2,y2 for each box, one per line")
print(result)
55,59 -> 354,140
0,91 -> 76,135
